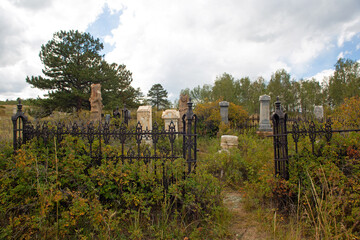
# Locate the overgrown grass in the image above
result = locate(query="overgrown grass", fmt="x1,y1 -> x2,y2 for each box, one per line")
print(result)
0,105 -> 16,146
3,103 -> 360,239
0,134 -> 231,239
217,131 -> 360,239
197,129 -> 360,239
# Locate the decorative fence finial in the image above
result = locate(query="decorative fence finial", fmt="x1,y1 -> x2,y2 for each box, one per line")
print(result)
275,96 -> 281,111
17,98 -> 22,112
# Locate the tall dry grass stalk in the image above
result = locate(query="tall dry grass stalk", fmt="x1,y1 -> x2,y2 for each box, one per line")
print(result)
300,167 -> 347,239
0,117 -> 12,144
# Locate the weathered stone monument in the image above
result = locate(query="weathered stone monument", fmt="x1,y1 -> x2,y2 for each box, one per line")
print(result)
220,135 -> 238,149
89,83 -> 103,122
314,106 -> 324,121
258,95 -> 272,132
137,105 -> 152,131
162,109 -> 180,132
179,94 -> 189,131
219,101 -> 229,124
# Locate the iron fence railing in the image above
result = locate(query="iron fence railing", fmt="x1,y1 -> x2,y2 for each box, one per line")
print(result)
235,116 -> 260,134
12,99 -> 198,183
271,99 -> 360,180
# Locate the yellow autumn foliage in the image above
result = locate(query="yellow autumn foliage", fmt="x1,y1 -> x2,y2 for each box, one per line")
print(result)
194,99 -> 248,136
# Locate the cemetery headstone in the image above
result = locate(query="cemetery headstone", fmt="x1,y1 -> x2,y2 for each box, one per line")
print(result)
137,105 -> 152,131
258,95 -> 272,132
219,101 -> 229,124
162,109 -> 180,132
89,83 -> 103,122
314,106 -> 324,121
105,114 -> 111,124
220,135 -> 238,149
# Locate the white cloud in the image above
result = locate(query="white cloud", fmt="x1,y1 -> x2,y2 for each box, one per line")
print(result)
104,0 -> 360,99
1,0 -> 360,101
310,69 -> 334,85
0,0 -> 106,98
337,18 -> 360,47
338,52 -> 345,59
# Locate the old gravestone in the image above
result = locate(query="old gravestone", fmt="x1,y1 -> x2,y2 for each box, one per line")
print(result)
220,135 -> 238,149
89,83 -> 103,122
219,101 -> 229,124
179,94 -> 189,131
162,109 -> 180,132
258,95 -> 272,132
314,106 -> 324,121
137,105 -> 152,131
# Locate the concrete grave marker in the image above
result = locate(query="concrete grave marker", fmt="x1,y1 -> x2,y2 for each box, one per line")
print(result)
258,95 -> 272,132
137,105 -> 152,131
162,109 -> 180,132
219,101 -> 229,124
221,135 -> 238,149
314,106 -> 324,121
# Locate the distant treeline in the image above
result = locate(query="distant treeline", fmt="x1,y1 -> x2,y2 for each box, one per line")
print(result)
0,99 -> 33,106
181,58 -> 360,116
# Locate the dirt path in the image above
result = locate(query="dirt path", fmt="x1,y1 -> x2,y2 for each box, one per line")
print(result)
223,190 -> 271,240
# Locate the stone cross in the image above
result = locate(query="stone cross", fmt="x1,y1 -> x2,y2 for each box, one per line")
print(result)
258,95 -> 272,132
219,101 -> 229,124
89,83 -> 103,122
162,109 -> 180,132
178,94 -> 189,131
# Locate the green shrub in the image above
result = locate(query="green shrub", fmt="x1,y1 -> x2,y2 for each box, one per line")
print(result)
198,134 -> 273,190
0,135 -> 229,239
194,100 -> 248,136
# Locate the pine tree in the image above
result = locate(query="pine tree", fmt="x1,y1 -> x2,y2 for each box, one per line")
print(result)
147,84 -> 170,110
26,30 -> 137,114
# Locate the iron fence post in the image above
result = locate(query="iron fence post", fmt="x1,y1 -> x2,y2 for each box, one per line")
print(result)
11,99 -> 28,150
271,98 -> 289,180
184,98 -> 197,174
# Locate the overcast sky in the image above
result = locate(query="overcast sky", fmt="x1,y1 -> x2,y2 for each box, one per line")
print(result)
1,0 -> 360,101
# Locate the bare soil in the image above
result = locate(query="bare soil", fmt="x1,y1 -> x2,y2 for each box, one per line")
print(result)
223,190 -> 271,240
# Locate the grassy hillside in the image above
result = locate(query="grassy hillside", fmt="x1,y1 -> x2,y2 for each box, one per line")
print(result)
0,105 -> 16,144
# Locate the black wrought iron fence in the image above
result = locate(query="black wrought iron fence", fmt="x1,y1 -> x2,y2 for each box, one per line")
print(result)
271,99 -> 289,180
271,99 -> 360,180
235,115 -> 260,134
12,99 -> 198,185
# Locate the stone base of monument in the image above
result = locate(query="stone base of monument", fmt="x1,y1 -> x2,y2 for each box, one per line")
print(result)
90,111 -> 101,122
256,131 -> 273,138
220,135 -> 238,149
257,123 -> 272,138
